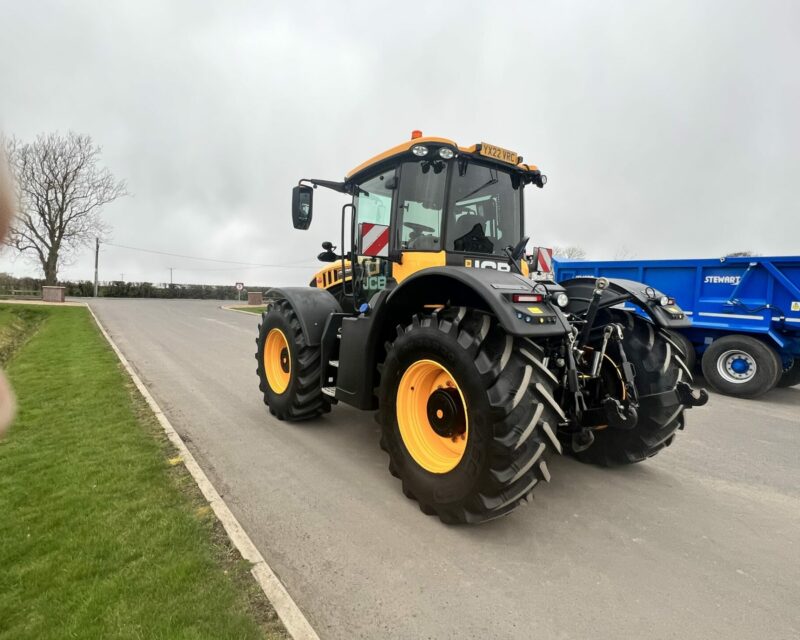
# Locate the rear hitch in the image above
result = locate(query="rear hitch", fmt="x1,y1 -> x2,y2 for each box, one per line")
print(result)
676,381 -> 709,407
576,277 -> 609,349
602,396 -> 638,430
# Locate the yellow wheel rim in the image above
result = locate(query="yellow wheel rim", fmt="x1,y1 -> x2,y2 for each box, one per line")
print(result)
264,328 -> 291,394
396,359 -> 468,474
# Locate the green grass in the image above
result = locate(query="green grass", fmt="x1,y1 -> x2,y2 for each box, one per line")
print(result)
0,304 -> 287,640
229,306 -> 266,314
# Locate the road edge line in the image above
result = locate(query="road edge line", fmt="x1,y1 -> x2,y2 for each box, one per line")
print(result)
220,305 -> 265,316
86,304 -> 320,640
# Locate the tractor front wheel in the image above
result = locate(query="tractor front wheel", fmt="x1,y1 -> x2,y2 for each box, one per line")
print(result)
255,299 -> 330,420
379,308 -> 562,524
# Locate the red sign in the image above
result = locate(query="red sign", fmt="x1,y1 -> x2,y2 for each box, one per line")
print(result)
533,247 -> 553,273
359,223 -> 389,257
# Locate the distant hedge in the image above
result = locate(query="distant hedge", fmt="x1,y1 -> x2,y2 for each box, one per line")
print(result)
0,274 -> 269,300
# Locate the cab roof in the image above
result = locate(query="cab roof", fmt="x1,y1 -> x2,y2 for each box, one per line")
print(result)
345,135 -> 541,184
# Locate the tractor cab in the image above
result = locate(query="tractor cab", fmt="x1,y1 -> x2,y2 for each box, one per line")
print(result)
292,132 -> 546,308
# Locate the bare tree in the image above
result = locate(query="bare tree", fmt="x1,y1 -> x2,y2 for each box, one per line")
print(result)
4,132 -> 126,284
552,245 -> 587,259
613,244 -> 636,260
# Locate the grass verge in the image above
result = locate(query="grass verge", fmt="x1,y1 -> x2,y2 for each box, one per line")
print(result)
0,304 -> 287,640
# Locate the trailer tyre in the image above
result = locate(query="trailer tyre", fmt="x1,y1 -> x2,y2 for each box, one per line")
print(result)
379,307 -> 562,524
574,310 -> 690,466
777,358 -> 800,388
255,299 -> 331,420
701,335 -> 781,398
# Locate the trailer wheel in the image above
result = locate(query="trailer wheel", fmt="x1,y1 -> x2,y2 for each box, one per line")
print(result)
665,330 -> 696,372
777,358 -> 800,388
574,310 -> 690,466
255,299 -> 330,420
379,308 -> 562,524
701,335 -> 782,398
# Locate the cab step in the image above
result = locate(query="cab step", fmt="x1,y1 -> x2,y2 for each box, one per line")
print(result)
329,360 -> 339,368
321,386 -> 336,397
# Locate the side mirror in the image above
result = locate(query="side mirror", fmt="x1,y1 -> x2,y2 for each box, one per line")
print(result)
510,236 -> 530,261
318,241 -> 338,262
292,185 -> 313,230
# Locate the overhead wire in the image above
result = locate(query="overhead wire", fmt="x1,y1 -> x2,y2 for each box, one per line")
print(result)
102,241 -> 318,270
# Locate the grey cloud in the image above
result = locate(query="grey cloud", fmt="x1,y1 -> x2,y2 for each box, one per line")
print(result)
1,0 -> 798,286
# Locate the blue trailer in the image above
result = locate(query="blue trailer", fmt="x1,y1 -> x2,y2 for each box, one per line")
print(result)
553,255 -> 800,398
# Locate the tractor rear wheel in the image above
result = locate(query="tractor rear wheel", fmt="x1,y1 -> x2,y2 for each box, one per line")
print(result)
574,310 -> 691,466
255,299 -> 330,420
379,307 -> 562,524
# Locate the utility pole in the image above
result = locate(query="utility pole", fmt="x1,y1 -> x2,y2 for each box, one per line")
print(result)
93,237 -> 99,297
169,267 -> 173,285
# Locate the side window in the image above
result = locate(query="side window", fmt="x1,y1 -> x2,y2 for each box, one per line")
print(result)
355,169 -> 394,226
396,161 -> 446,252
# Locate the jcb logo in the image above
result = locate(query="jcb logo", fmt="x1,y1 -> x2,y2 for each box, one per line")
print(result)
464,258 -> 510,272
366,275 -> 387,290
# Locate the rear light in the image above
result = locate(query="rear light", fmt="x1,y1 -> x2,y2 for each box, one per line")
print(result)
512,293 -> 544,303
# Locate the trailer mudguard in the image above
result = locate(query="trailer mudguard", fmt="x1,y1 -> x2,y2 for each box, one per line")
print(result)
559,277 -> 692,329
385,266 -> 570,337
265,286 -> 343,345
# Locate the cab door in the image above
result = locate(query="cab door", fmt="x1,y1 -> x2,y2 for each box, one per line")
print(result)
352,167 -> 397,306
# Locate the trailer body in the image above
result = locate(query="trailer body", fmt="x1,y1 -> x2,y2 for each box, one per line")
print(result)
554,255 -> 800,394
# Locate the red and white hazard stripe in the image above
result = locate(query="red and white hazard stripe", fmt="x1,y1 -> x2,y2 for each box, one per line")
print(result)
360,223 -> 390,257
535,247 -> 553,273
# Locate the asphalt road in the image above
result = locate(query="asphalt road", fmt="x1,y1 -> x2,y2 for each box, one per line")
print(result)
89,299 -> 800,640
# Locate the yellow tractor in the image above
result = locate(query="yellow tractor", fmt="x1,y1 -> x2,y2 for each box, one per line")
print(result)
256,132 -> 707,524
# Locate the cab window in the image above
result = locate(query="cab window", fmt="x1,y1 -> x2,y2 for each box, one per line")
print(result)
446,162 -> 521,255
395,160 -> 447,252
355,169 -> 394,226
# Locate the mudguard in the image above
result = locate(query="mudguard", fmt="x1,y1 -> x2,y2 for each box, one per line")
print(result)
385,267 -> 570,337
265,286 -> 343,345
559,277 -> 691,329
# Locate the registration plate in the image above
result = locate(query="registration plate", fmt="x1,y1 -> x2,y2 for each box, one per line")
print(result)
479,142 -> 519,165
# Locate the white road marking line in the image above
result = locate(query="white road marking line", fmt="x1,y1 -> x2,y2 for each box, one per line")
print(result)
87,305 -> 319,640
202,317 -> 256,335
222,306 -> 263,316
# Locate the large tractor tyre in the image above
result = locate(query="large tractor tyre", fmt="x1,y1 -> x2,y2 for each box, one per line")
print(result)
777,358 -> 800,388
378,307 -> 563,524
701,335 -> 781,398
255,299 -> 330,420
574,310 -> 691,467
665,330 -> 696,372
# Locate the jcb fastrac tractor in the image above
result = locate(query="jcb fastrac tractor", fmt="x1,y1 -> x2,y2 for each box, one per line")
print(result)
256,132 -> 708,524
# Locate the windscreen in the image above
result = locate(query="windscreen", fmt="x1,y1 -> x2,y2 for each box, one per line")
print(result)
446,162 -> 522,255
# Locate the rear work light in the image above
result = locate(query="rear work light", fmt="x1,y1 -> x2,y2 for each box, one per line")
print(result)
512,293 -> 544,303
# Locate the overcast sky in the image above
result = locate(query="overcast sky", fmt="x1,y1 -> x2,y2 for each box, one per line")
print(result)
1,0 -> 798,286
